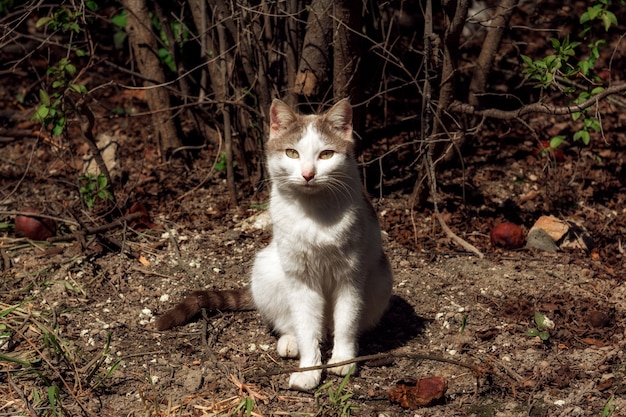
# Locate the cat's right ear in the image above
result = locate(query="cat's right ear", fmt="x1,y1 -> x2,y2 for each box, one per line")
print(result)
269,99 -> 297,137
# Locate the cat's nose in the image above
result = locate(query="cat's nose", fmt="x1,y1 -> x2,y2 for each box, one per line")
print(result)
302,171 -> 315,182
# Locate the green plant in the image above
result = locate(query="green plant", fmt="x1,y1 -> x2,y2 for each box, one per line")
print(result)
214,152 -> 237,172
600,395 -> 615,417
526,311 -> 552,342
79,173 -> 114,209
521,0 -> 624,149
233,397 -> 255,417
32,58 -> 88,137
459,314 -> 468,333
33,5 -> 91,137
88,333 -> 121,389
110,10 -> 127,50
315,367 -> 358,417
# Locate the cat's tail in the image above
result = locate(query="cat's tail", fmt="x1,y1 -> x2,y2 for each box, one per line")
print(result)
155,288 -> 255,330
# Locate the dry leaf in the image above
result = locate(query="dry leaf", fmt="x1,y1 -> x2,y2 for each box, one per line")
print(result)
388,376 -> 447,409
138,255 -> 151,266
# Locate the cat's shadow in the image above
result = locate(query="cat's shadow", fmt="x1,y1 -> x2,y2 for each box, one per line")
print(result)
359,295 -> 428,355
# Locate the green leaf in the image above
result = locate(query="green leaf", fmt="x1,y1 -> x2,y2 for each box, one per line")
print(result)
97,174 -> 108,189
601,11 -> 617,31
578,60 -> 591,76
39,89 -> 51,106
69,84 -> 87,94
0,352 -> 33,366
33,105 -> 50,121
572,112 -> 582,121
48,385 -> 59,411
111,11 -> 126,28
591,86 -> 605,95
86,1 -> 99,11
526,328 -> 539,337
549,38 -> 560,49
36,17 -> 52,28
534,311 -> 547,329
65,63 -> 77,75
52,123 -> 64,137
539,331 -> 550,341
520,55 -> 533,66
550,136 -> 565,149
574,130 -> 591,145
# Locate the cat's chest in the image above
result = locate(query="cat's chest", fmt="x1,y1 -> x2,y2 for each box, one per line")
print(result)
271,200 -> 357,247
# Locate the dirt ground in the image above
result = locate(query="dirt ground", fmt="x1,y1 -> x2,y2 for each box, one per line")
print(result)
1,90 -> 626,416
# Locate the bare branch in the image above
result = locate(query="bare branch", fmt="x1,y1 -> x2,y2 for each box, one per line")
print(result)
451,83 -> 626,119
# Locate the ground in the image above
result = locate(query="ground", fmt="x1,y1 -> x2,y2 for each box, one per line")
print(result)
2,12 -> 626,414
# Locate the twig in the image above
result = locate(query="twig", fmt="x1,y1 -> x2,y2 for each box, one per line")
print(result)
47,212 -> 144,243
255,350 -> 487,378
0,210 -> 80,226
425,131 -> 484,258
8,373 -> 38,417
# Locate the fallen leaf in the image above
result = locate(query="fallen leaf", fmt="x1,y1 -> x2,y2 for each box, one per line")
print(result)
597,376 -> 614,391
388,376 -> 447,409
475,328 -> 499,341
139,255 -> 151,266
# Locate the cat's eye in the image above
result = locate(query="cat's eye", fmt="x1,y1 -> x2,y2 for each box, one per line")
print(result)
319,150 -> 334,160
285,149 -> 299,159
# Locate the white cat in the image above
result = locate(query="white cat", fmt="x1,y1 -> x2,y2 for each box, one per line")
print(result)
156,99 -> 393,391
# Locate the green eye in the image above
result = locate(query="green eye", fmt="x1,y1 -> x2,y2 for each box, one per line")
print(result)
319,150 -> 334,160
285,149 -> 299,159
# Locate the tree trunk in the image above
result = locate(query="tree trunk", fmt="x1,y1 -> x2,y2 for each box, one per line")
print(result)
217,12 -> 237,207
121,0 -> 180,160
333,0 -> 364,138
295,0 -> 333,97
468,0 -> 518,106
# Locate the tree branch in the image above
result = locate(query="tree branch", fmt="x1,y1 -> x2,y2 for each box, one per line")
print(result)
451,83 -> 626,119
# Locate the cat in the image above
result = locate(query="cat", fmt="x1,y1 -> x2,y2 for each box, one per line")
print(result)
156,98 -> 393,391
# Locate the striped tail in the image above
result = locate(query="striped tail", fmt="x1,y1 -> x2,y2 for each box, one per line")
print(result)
155,288 -> 255,330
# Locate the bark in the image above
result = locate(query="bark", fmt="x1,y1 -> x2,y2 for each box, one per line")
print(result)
332,0 -> 364,137
217,12 -> 237,206
468,0 -> 518,106
284,0 -> 301,106
121,0 -> 180,160
295,0 -> 333,97
332,0 -> 360,100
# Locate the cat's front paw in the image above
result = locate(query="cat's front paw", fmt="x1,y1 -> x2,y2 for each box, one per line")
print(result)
289,370 -> 322,391
277,335 -> 299,358
327,356 -> 357,376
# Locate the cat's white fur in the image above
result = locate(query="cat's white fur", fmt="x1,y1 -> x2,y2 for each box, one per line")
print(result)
250,99 -> 393,391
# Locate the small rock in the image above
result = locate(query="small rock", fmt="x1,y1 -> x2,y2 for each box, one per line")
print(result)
239,210 -> 272,231
526,216 -> 593,252
530,216 -> 569,242
182,367 -> 204,392
526,228 -> 559,252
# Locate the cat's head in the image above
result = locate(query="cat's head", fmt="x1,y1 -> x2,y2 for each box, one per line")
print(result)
266,99 -> 357,195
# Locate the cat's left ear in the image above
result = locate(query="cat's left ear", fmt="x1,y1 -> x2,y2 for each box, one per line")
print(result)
324,99 -> 353,140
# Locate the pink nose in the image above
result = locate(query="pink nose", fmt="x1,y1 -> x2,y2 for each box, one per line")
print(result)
302,172 -> 315,182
